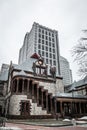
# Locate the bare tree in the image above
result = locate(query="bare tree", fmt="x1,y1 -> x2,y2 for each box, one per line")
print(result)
72,30 -> 87,78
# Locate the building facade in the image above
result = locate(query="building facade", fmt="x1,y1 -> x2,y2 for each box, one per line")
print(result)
0,55 -> 65,118
60,56 -> 73,85
18,22 -> 73,86
0,54 -> 87,119
18,22 -> 60,76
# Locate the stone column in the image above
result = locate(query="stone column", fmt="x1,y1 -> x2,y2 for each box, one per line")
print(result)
86,88 -> 87,95
50,95 -> 53,113
85,102 -> 87,114
27,79 -> 30,95
22,79 -> 24,94
83,102 -> 85,114
24,102 -> 26,114
55,99 -> 57,114
41,89 -> 44,108
79,102 -> 81,114
11,80 -> 14,93
75,102 -> 77,114
60,101 -> 62,113
32,82 -> 34,100
37,85 -> 39,105
10,80 -> 13,93
46,91 -> 48,112
16,78 -> 19,93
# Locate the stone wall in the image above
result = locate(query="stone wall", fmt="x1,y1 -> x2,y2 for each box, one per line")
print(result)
9,95 -> 27,115
39,78 -> 64,96
9,95 -> 48,116
30,99 -> 47,115
39,81 -> 55,96
56,78 -> 64,93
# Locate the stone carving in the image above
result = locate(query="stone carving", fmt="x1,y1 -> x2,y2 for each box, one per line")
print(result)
50,66 -> 56,79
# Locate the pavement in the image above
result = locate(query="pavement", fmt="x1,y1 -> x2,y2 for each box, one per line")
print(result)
0,118 -> 87,130
1,117 -> 87,130
5,123 -> 87,130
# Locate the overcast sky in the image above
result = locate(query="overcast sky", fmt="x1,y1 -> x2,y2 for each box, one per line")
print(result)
0,0 -> 87,81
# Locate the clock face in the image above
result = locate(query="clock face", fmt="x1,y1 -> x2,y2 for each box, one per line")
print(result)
38,60 -> 43,65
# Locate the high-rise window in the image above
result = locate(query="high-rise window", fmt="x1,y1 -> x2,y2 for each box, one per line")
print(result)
42,45 -> 44,50
49,37 -> 51,41
46,52 -> 48,57
42,40 -> 44,44
46,36 -> 48,40
49,32 -> 51,36
39,28 -> 41,32
53,49 -> 55,53
49,42 -> 51,46
38,39 -> 41,43
49,48 -> 51,52
38,44 -> 41,49
46,41 -> 48,45
53,54 -> 55,59
42,35 -> 44,39
46,59 -> 48,64
52,43 -> 55,47
42,30 -> 44,34
39,33 -> 41,38
50,60 -> 52,65
52,33 -> 54,37
52,38 -> 54,42
45,31 -> 47,35
46,46 -> 48,51
53,60 -> 56,65
49,53 -> 52,58
42,51 -> 44,56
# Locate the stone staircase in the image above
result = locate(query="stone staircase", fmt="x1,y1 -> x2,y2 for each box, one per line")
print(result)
27,79 -> 55,117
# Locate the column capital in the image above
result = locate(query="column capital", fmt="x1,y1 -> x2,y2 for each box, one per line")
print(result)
32,80 -> 34,85
54,98 -> 57,102
16,78 -> 19,81
50,94 -> 52,99
46,91 -> 48,95
41,89 -> 44,92
28,79 -> 30,82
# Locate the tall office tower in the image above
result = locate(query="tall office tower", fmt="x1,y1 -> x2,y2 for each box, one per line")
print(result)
18,22 -> 60,75
60,56 -> 73,85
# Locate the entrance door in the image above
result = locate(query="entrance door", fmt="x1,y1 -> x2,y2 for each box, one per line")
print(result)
20,101 -> 31,116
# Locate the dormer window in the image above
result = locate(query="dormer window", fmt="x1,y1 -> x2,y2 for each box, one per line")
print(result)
32,56 -> 47,77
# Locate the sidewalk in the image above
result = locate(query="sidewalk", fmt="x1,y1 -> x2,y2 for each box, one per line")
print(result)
5,123 -> 87,130
1,118 -> 87,130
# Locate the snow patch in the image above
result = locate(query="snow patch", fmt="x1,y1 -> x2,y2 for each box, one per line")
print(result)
80,116 -> 87,120
0,127 -> 22,130
63,119 -> 71,122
